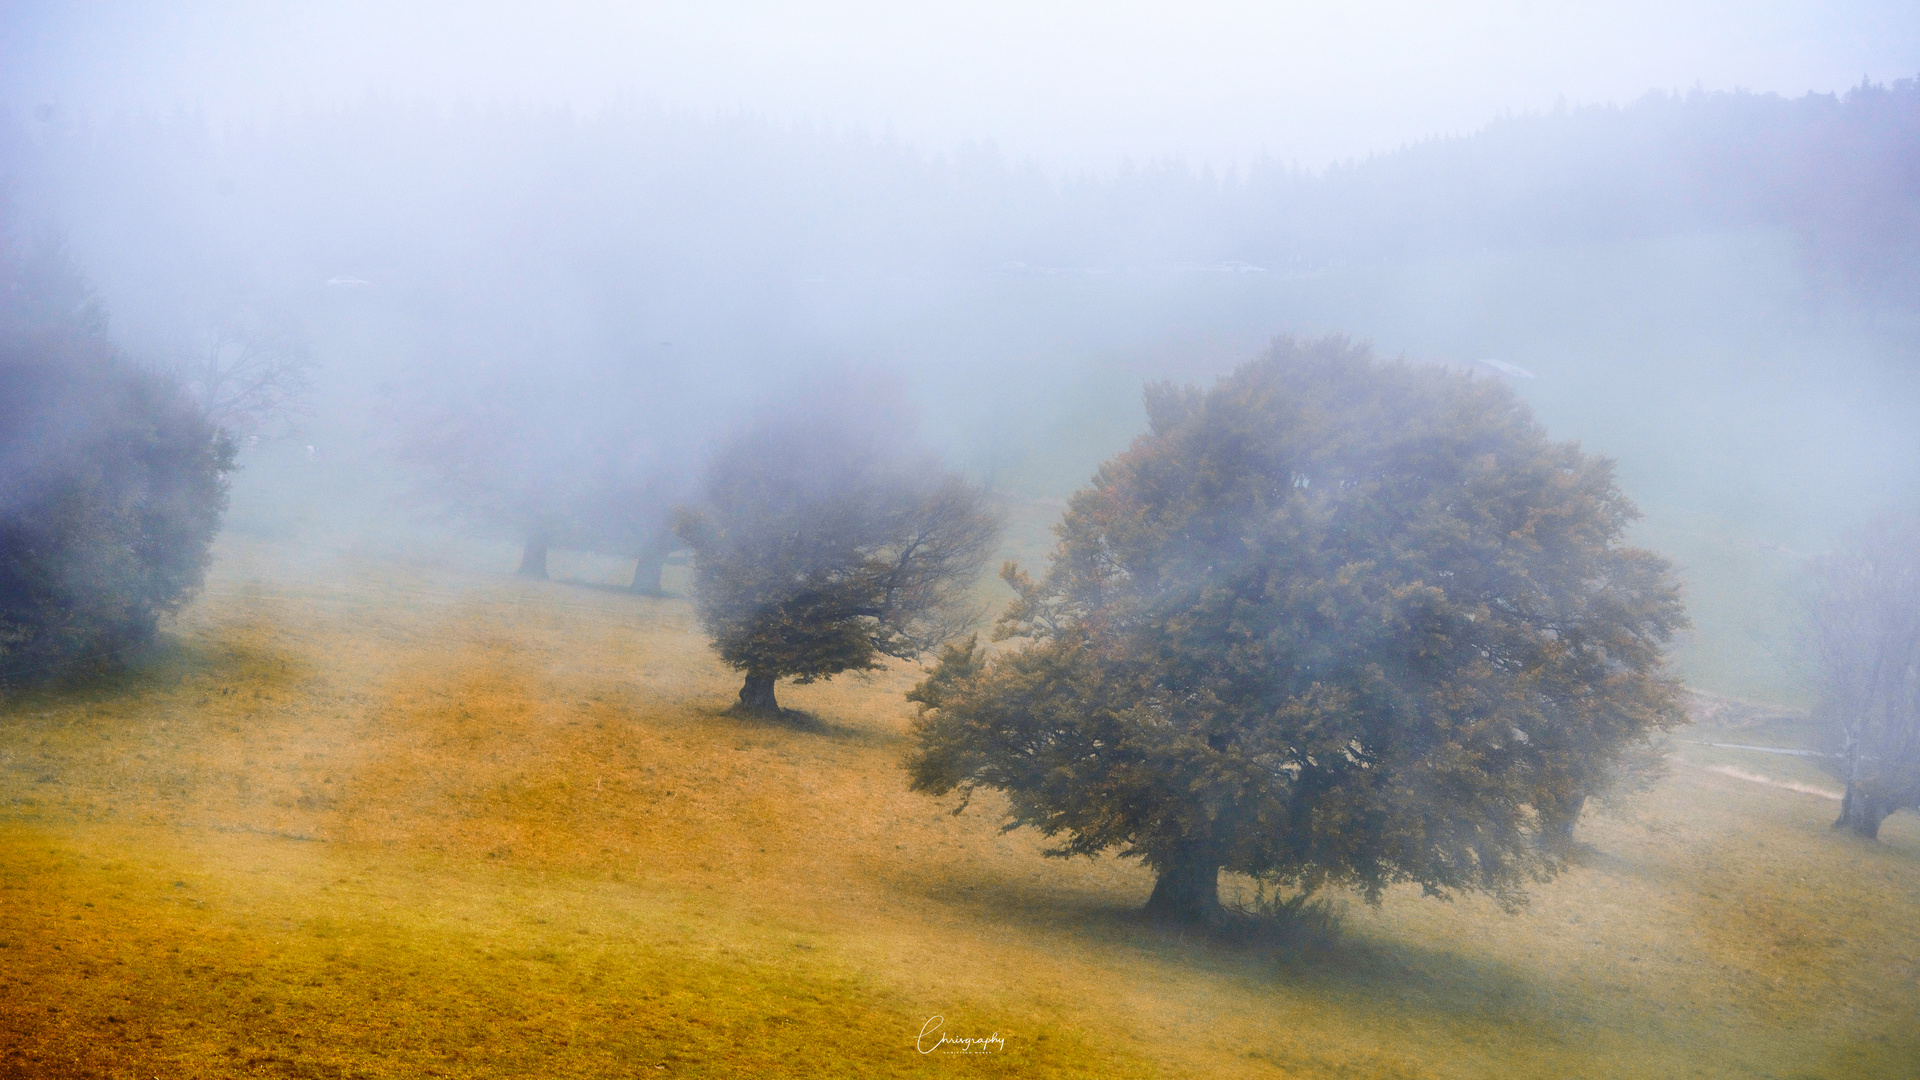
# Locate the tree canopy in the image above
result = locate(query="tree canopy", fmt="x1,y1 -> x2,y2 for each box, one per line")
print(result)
906,337 -> 1688,924
0,231 -> 233,682
678,404 -> 1001,718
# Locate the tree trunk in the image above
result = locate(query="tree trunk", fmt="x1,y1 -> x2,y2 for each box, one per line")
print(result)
629,524 -> 677,595
1547,791 -> 1587,845
516,528 -> 550,579
629,548 -> 668,596
1143,847 -> 1222,926
733,672 -> 779,718
1834,783 -> 1891,839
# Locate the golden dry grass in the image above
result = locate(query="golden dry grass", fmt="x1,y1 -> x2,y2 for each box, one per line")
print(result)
3,532 -> 1919,1078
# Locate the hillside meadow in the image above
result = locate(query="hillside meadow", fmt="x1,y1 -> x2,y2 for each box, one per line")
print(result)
3,527 -> 1919,1079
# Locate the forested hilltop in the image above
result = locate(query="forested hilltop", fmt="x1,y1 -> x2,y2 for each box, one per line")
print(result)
5,78 -> 1917,284
1232,79 -> 1920,282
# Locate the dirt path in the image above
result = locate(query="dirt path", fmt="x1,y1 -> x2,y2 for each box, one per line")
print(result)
1679,760 -> 1843,800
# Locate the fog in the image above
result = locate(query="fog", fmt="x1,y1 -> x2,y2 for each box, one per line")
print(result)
4,5 -> 1920,1074
8,58 -> 1919,685
8,0 -> 1918,171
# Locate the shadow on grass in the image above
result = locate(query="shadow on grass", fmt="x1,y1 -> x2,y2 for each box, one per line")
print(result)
0,626 -> 310,715
706,703 -> 892,747
895,866 -> 1564,1027
0,628 -> 320,842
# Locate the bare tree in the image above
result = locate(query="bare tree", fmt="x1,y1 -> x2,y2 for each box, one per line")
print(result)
1808,511 -> 1920,838
161,305 -> 316,438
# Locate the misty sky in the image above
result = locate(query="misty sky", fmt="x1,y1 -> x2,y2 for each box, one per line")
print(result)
6,0 -> 1918,172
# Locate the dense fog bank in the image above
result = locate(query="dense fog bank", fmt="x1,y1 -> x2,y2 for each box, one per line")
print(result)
3,79 -> 1917,700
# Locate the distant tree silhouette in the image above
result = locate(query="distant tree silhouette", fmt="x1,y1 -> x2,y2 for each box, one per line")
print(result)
571,440 -> 691,595
391,359 -> 689,584
1808,511 -> 1920,839
156,302 -> 316,439
11,78 -> 1920,333
391,366 -> 579,578
906,337 -> 1688,926
678,401 -> 1001,719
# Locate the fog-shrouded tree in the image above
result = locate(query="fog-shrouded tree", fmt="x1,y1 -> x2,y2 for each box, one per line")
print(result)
391,366 -> 580,578
905,337 -> 1688,926
677,401 -> 1002,719
571,438 -> 694,596
155,302 -> 317,439
1808,511 -> 1920,839
390,354 -> 690,584
0,224 -> 107,342
0,229 -> 233,682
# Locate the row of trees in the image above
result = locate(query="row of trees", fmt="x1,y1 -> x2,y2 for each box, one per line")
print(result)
668,337 -> 1916,927
4,215 -> 1896,924
0,271 -> 1696,920
15,236 -> 1685,927
3,205 -> 1899,926
662,339 -> 1692,925
12,79 -> 1918,306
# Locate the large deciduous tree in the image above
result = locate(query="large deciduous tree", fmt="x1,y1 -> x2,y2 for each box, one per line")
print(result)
677,407 -> 1001,719
1808,511 -> 1920,839
905,337 -> 1688,925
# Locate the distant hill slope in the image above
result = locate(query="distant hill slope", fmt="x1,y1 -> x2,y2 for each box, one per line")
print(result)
6,77 -> 1917,288
1229,79 -> 1920,285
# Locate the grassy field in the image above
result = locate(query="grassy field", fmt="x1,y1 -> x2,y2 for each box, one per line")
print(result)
3,528 -> 1919,1079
